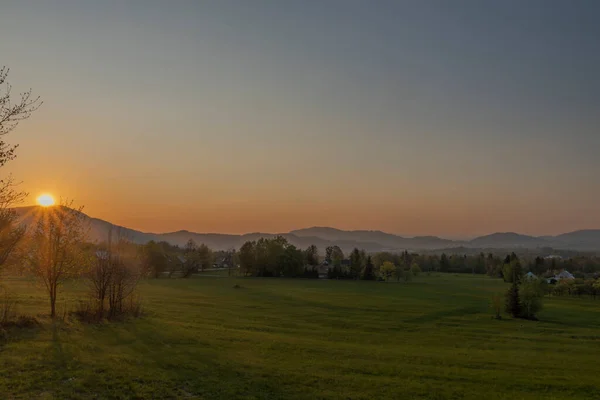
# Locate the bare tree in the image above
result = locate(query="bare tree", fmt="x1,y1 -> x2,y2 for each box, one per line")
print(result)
181,239 -> 199,278
106,229 -> 141,318
0,67 -> 42,137
0,67 -> 41,275
29,200 -> 88,317
89,246 -> 113,319
86,227 -> 141,319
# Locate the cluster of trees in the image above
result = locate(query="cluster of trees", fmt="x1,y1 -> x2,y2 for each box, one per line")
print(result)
504,278 -> 544,320
235,241 -> 424,281
141,239 -> 218,278
0,68 -> 144,321
525,255 -> 600,277
325,248 -> 419,281
368,250 -> 600,279
326,247 -> 376,280
369,251 -> 489,275
4,202 -> 145,320
238,236 -> 317,277
547,278 -> 600,298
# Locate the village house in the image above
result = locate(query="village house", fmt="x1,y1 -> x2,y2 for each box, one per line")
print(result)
547,270 -> 575,284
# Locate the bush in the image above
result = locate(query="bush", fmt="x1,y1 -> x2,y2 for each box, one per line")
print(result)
72,300 -> 99,323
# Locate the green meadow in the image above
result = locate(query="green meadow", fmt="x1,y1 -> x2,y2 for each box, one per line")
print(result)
1,274 -> 599,399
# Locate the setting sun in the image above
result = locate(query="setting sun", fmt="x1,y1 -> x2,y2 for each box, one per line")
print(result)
36,194 -> 55,207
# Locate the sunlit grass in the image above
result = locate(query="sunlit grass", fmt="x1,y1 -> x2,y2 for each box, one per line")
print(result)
1,274 -> 599,399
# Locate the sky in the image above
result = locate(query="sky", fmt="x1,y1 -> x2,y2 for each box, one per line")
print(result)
1,0 -> 599,238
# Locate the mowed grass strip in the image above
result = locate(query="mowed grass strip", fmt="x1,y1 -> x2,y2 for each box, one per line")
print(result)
1,274 -> 599,399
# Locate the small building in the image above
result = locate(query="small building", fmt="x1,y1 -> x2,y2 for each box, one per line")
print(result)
316,264 -> 329,279
547,270 -> 575,284
524,272 -> 537,280
556,270 -> 575,280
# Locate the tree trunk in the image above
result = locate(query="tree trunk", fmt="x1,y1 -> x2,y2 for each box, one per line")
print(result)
50,285 -> 57,318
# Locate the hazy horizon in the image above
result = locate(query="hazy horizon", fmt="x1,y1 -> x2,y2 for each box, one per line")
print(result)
2,0 -> 599,237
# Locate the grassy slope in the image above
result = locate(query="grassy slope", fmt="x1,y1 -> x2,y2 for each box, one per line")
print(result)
1,274 -> 599,399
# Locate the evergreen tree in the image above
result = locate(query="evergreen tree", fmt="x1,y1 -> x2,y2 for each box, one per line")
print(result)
349,248 -> 363,279
440,253 -> 450,273
505,281 -> 521,317
362,255 -> 375,280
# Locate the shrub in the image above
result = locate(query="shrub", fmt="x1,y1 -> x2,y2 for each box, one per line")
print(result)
72,300 -> 99,323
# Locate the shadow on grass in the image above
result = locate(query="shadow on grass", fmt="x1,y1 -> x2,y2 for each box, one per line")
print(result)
67,318 -> 293,399
405,306 -> 482,324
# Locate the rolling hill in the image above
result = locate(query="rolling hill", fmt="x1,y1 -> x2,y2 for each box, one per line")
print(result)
12,206 -> 600,252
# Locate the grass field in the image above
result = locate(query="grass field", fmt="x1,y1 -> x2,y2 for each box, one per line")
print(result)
1,274 -> 600,399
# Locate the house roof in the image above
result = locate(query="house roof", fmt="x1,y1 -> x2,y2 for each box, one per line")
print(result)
556,270 -> 574,279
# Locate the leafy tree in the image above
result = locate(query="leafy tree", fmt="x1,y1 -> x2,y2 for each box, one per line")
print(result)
505,281 -> 521,318
141,240 -> 171,278
395,262 -> 404,282
329,246 -> 344,268
519,279 -> 543,320
280,245 -> 304,277
471,253 -> 486,274
362,255 -> 375,280
325,246 -> 333,263
502,259 -> 523,283
372,252 -> 394,270
197,243 -> 214,272
410,262 -> 421,276
239,237 -> 301,277
379,261 -> 395,281
239,241 -> 257,276
304,245 -> 319,267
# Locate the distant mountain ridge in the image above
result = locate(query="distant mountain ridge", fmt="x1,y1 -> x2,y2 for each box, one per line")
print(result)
13,206 -> 600,252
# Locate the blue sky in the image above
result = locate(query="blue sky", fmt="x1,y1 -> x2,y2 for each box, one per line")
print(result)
1,0 -> 599,236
